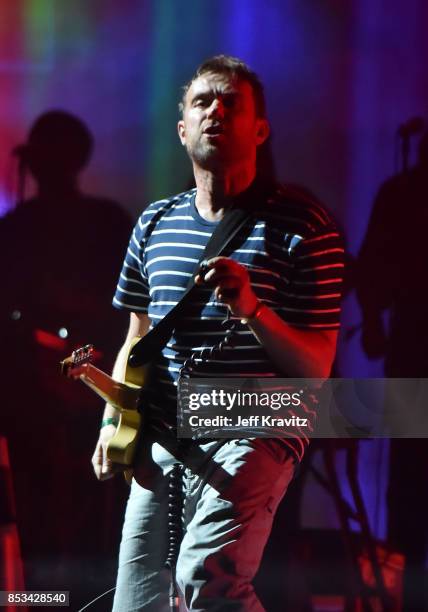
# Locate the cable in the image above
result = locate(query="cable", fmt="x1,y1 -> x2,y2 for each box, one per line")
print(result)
180,311 -> 238,377
165,462 -> 185,612
169,311 -> 239,608
179,311 -> 239,440
76,586 -> 116,611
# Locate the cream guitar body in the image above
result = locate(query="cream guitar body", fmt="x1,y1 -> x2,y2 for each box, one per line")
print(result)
60,338 -> 146,483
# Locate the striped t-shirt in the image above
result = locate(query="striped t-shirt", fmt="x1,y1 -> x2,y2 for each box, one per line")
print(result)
113,183 -> 344,461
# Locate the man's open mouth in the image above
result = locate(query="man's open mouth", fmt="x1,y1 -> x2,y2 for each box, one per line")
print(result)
203,124 -> 224,135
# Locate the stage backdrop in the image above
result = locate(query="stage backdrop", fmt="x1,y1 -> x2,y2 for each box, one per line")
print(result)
1,0 -> 427,542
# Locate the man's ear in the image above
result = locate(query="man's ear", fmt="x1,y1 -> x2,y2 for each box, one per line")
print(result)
255,118 -> 270,146
177,120 -> 186,145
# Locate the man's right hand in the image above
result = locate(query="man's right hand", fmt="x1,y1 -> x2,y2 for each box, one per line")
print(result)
92,424 -> 120,480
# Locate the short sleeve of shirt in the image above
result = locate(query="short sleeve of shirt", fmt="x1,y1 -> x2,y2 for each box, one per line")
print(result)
287,223 -> 345,329
113,213 -> 150,313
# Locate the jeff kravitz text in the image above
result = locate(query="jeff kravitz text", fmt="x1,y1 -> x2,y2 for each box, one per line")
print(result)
188,415 -> 309,428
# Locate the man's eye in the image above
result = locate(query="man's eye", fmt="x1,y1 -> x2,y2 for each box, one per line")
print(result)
223,97 -> 235,108
194,99 -> 207,107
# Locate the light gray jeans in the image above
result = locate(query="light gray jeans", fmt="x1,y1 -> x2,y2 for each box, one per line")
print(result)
112,436 -> 297,612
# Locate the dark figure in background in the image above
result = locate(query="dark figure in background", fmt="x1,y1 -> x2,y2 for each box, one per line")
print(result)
356,131 -> 428,611
0,111 -> 132,598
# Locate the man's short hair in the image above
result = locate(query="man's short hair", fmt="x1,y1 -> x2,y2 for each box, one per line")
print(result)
179,55 -> 266,118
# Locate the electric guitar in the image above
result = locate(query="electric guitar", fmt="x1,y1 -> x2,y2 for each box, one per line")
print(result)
60,339 -> 146,483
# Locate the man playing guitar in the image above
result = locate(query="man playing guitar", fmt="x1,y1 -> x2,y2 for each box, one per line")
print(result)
92,55 -> 344,611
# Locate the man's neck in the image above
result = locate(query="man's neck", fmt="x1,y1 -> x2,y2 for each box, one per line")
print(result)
193,164 -> 256,222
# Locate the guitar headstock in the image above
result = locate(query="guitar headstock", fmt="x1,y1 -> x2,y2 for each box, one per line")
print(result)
60,344 -> 94,378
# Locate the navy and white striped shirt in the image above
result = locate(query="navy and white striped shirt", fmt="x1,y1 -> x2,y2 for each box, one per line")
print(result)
113,184 -> 344,460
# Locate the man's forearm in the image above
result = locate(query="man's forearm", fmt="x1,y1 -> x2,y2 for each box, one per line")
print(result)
245,303 -> 338,378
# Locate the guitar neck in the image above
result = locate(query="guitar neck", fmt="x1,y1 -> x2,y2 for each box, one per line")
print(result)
78,363 -> 141,412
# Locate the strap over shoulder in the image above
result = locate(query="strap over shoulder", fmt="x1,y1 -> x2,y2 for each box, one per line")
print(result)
128,178 -> 276,367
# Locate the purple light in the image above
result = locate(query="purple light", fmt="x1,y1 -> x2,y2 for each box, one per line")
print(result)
0,186 -> 14,218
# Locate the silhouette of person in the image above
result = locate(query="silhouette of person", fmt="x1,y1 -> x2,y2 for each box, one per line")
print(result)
355,130 -> 428,611
357,131 -> 428,376
0,110 -> 133,599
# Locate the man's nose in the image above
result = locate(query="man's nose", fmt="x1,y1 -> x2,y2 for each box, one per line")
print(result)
207,97 -> 225,119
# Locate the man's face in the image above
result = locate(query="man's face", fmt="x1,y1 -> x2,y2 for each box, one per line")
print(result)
177,72 -> 269,170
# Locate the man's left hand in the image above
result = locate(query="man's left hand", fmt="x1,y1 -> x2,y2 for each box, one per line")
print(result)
195,257 -> 258,319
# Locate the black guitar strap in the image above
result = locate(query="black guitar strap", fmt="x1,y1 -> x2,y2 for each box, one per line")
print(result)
128,179 -> 273,367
